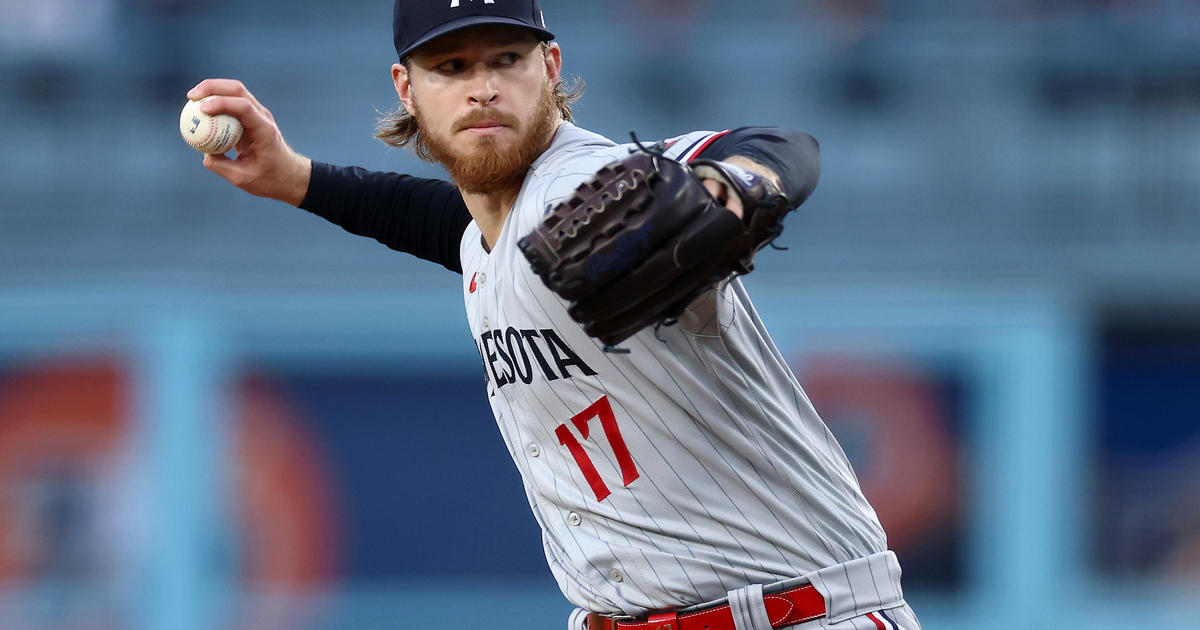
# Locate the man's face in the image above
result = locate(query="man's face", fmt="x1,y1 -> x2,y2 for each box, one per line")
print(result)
394,25 -> 563,194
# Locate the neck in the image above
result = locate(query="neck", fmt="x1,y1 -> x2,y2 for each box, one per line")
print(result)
463,186 -> 522,250
461,119 -> 564,250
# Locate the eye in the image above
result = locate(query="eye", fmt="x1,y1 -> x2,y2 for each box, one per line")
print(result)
496,52 -> 519,66
435,58 -> 466,73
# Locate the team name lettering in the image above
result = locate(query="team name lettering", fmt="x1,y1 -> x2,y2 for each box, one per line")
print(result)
449,0 -> 494,7
476,327 -> 597,390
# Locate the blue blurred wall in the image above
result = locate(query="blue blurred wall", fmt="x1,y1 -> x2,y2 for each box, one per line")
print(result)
1,1 -> 1198,629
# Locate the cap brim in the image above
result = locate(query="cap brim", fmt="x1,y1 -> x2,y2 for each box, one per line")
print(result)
399,16 -> 555,60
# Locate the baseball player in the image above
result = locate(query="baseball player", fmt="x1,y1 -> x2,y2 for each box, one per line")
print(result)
188,1 -> 921,629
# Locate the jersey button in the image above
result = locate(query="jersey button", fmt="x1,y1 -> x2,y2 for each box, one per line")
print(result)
609,568 -> 624,583
478,272 -> 486,285
566,511 -> 582,526
527,443 -> 541,458
482,317 -> 490,331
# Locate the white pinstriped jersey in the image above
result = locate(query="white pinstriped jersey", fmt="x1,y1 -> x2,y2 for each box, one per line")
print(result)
460,122 -> 901,619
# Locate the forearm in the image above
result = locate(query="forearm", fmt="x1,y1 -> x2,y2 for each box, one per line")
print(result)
299,162 -> 472,273
696,127 -> 820,207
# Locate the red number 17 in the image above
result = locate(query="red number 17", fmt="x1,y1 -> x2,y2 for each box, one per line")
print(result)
554,395 -> 640,502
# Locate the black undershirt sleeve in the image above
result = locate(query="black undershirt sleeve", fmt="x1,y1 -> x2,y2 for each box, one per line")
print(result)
298,161 -> 472,274
294,128 -> 813,274
694,126 -> 821,208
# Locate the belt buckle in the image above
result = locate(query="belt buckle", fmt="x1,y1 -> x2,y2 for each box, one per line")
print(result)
587,612 -> 636,630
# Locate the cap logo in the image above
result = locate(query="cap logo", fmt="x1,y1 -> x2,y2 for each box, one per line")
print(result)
449,0 -> 495,7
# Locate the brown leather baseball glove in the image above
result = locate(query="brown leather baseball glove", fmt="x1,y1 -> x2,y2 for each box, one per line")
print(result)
517,143 -> 791,348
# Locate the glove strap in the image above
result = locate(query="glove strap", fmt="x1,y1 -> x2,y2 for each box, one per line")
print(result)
690,160 -> 783,220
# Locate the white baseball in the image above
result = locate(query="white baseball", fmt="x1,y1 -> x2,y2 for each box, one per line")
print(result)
179,96 -> 243,154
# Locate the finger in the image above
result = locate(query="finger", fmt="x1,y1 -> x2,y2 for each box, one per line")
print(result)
701,179 -> 727,204
198,96 -> 277,143
186,78 -> 275,123
187,78 -> 251,100
701,178 -> 743,219
203,152 -> 245,185
203,151 -> 229,170
234,134 -> 253,155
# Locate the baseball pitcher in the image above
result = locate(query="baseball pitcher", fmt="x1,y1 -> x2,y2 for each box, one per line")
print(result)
187,2 -> 921,629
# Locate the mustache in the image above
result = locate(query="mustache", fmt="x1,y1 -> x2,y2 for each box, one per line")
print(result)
454,110 -> 520,132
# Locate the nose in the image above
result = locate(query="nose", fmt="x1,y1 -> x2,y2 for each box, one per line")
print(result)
468,68 -> 499,105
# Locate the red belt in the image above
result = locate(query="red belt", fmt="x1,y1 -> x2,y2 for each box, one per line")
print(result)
587,584 -> 826,630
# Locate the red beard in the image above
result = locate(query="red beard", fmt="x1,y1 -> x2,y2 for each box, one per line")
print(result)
414,81 -> 558,195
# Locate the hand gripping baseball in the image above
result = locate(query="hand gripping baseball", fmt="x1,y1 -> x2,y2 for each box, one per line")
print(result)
186,79 -> 312,206
518,145 -> 791,348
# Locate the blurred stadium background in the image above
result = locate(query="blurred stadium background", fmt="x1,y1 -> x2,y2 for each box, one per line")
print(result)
1,1 -> 1198,629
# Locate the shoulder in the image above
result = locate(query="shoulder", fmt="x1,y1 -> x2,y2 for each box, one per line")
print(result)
534,146 -> 629,210
523,124 -> 629,218
655,130 -> 730,162
529,126 -> 729,213
532,123 -> 624,183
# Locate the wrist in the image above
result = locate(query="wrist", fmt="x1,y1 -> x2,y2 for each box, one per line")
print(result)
283,155 -> 313,207
722,156 -> 783,191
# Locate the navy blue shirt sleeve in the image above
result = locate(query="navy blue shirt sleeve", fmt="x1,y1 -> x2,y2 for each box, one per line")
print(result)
695,127 -> 820,208
298,161 -> 472,274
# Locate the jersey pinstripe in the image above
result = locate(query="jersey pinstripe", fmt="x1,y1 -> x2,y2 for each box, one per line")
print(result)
460,122 -> 901,619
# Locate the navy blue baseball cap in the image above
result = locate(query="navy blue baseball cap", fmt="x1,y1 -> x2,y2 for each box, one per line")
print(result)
394,0 -> 555,61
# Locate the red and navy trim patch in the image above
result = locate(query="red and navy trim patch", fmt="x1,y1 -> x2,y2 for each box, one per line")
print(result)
866,611 -> 900,629
680,130 -> 732,162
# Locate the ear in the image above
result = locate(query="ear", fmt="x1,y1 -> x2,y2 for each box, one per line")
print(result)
543,42 -> 562,85
392,62 -> 416,114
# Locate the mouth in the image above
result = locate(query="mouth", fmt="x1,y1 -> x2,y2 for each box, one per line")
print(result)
457,116 -> 514,137
461,121 -> 509,136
